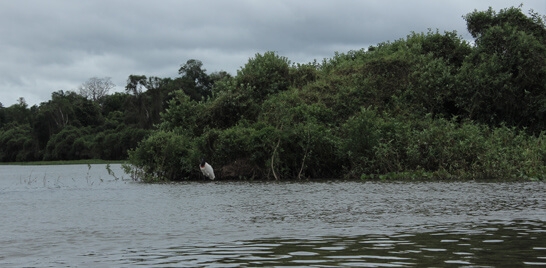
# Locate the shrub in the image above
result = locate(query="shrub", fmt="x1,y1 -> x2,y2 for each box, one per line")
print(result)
127,131 -> 195,182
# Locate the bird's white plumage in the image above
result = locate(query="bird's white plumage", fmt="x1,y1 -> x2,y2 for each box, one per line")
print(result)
200,162 -> 215,180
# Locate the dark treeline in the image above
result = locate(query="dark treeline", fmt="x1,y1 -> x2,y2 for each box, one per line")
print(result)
0,60 -> 227,162
3,6 -> 546,181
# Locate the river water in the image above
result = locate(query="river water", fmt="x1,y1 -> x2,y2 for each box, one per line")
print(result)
0,164 -> 545,267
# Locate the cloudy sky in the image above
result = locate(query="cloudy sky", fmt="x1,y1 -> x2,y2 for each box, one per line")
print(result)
1,0 -> 544,107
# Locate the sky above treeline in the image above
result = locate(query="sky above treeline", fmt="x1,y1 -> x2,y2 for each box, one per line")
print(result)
1,0 -> 545,107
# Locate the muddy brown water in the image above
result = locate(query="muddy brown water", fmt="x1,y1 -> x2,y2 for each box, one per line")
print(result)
1,164 -> 545,267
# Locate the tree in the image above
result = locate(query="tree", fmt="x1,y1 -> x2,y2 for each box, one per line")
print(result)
123,75 -> 176,128
464,6 -> 546,42
2,98 -> 31,126
79,77 -> 115,102
236,51 -> 291,101
178,59 -> 213,101
457,6 -> 546,131
0,102 -> 5,128
0,123 -> 39,162
43,126 -> 89,160
125,75 -> 147,96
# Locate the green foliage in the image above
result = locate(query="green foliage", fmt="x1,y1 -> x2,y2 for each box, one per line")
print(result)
464,6 -> 546,41
207,82 -> 261,128
0,123 -> 40,162
0,74 -> 174,162
258,90 -> 344,178
458,6 -> 546,132
127,130 -> 195,182
236,51 -> 291,101
289,62 -> 319,88
125,4 -> 546,181
2,99 -> 31,126
200,124 -> 275,179
420,30 -> 472,67
178,59 -> 213,101
159,90 -> 203,134
123,76 -> 176,128
4,5 -> 546,182
44,126 -> 88,160
353,114 -> 546,181
93,126 -> 150,160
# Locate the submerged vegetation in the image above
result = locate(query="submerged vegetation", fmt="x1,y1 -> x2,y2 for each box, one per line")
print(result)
2,6 -> 546,181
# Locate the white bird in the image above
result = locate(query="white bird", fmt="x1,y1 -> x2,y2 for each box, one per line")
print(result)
200,158 -> 215,180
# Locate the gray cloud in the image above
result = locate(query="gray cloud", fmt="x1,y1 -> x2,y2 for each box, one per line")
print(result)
1,0 -> 544,106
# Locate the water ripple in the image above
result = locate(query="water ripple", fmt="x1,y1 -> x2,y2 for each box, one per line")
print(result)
0,167 -> 544,267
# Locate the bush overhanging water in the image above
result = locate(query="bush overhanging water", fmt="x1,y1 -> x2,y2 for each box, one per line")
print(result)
2,6 -> 545,181
122,7 -> 546,181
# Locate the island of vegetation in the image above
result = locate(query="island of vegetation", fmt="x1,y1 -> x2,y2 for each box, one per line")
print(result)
1,6 -> 546,182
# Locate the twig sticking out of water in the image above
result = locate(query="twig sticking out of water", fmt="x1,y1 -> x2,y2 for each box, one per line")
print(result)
86,164 -> 91,185
106,164 -> 120,181
26,173 -> 37,185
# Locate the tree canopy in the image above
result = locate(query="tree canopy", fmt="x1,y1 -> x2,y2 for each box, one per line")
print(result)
2,6 -> 546,181
78,77 -> 116,102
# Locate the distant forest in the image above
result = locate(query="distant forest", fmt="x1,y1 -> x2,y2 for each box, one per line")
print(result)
2,6 -> 546,181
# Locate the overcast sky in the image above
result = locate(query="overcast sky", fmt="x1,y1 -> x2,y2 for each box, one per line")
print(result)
1,0 -> 544,107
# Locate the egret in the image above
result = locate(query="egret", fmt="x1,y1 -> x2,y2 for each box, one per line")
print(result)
200,158 -> 215,180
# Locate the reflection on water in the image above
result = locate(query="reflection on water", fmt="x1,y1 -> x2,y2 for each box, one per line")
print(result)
0,164 -> 544,267
120,220 -> 546,267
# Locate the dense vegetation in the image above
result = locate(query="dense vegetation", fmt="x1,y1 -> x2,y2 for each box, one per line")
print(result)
2,6 -> 546,181
0,60 -> 225,163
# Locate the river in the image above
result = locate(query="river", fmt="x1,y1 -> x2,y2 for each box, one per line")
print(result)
0,164 -> 545,267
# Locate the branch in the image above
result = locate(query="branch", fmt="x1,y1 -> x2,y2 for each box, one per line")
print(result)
271,137 -> 281,180
297,127 -> 311,180
297,150 -> 308,180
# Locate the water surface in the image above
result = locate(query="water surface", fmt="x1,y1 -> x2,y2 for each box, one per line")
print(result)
1,164 -> 544,267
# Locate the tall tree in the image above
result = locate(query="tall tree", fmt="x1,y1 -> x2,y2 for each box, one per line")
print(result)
236,51 -> 291,101
458,6 -> 546,131
178,59 -> 213,101
79,77 -> 116,102
2,97 -> 31,126
125,75 -> 147,96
